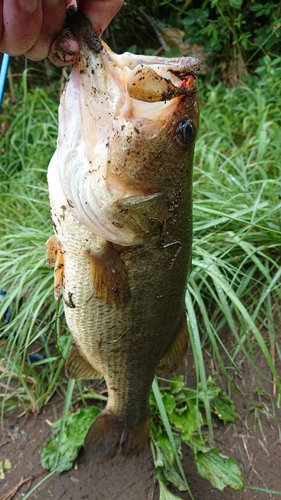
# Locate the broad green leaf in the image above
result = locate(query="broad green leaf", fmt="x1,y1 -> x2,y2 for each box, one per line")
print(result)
157,431 -> 176,465
211,393 -> 237,424
152,380 -> 191,491
162,393 -> 176,415
188,432 -> 209,453
229,0 -> 243,9
159,481 -> 184,500
196,377 -> 220,402
170,405 -> 203,442
195,448 -> 243,490
152,380 -> 194,498
40,406 -> 101,471
151,440 -> 165,468
162,463 -> 190,492
169,376 -> 184,394
0,459 -> 12,470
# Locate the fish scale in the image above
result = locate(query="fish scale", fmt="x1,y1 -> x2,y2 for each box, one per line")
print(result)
47,8 -> 200,460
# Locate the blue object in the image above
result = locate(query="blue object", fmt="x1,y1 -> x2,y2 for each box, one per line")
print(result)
27,353 -> 45,363
0,53 -> 10,107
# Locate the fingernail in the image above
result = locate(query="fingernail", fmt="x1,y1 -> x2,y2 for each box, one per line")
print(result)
18,0 -> 38,13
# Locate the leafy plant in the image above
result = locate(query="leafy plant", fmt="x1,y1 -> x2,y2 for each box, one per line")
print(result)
175,0 -> 281,83
151,376 -> 243,497
40,376 -> 243,498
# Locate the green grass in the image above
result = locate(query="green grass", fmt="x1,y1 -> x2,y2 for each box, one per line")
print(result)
0,56 -> 280,497
0,73 -> 65,412
190,57 -> 281,395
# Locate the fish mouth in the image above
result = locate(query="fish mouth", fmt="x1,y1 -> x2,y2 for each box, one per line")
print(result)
52,5 -> 200,127
58,6 -> 200,122
51,35 -> 200,246
85,42 -> 200,126
103,42 -> 199,101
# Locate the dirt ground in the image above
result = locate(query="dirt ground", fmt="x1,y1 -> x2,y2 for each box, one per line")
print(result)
1,347 -> 281,500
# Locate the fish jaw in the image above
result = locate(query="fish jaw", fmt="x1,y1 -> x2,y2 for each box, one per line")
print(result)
49,36 -> 200,246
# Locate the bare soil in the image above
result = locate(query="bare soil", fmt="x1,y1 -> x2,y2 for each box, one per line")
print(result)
1,346 -> 281,500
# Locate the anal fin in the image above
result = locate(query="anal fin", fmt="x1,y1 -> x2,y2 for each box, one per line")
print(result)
65,346 -> 102,380
88,241 -> 130,308
157,312 -> 189,373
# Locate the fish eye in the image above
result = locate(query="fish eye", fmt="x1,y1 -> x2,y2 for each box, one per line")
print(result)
175,119 -> 195,146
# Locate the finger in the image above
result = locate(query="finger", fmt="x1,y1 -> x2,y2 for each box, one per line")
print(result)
77,0 -> 123,35
0,0 -> 42,56
25,0 -> 66,60
48,27 -> 80,66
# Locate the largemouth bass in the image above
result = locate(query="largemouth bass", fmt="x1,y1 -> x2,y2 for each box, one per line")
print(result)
47,9 -> 200,460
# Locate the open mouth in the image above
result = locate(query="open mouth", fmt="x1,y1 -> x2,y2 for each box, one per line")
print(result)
97,43 -> 199,123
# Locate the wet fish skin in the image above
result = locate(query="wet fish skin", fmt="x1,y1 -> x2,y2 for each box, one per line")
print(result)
47,10 -> 200,460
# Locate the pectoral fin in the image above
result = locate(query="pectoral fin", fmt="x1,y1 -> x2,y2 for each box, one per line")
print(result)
88,241 -> 130,308
46,234 -> 64,300
54,249 -> 64,300
46,234 -> 58,268
65,346 -> 102,380
157,313 -> 189,373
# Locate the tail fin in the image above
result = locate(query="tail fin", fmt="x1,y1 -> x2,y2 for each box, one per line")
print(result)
83,410 -> 150,461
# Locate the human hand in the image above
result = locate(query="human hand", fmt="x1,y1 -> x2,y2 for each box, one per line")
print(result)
0,0 -> 123,61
